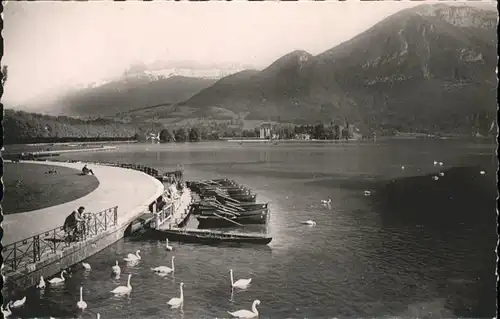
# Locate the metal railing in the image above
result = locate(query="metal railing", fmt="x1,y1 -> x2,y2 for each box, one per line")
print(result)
2,206 -> 118,273
150,203 -> 174,229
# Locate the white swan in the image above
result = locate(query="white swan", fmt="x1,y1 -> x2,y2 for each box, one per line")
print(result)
112,260 -> 121,275
320,199 -> 331,205
432,176 -> 439,181
77,286 -> 87,310
401,165 -> 405,170
151,256 -> 175,274
227,300 -> 260,319
439,162 -> 443,166
364,190 -> 371,196
110,274 -> 132,294
165,239 -> 173,251
11,296 -> 26,308
97,314 -> 101,319
230,269 -> 251,289
82,262 -> 91,270
301,220 -> 316,226
167,282 -> 184,308
124,250 -> 141,261
480,170 -> 486,175
1,304 -> 11,317
438,172 -> 444,177
433,160 -> 438,166
36,276 -> 46,289
48,271 -> 66,284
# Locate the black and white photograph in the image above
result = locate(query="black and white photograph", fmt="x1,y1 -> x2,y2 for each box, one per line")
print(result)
1,0 -> 497,318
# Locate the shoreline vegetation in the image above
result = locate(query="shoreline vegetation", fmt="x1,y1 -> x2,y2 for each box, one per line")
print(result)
3,108 -> 495,146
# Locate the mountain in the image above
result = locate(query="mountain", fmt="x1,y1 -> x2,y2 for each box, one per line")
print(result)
28,74 -> 217,118
156,3 -> 497,134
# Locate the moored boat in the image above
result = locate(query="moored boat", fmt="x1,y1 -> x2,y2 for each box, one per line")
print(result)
147,228 -> 272,245
196,211 -> 268,228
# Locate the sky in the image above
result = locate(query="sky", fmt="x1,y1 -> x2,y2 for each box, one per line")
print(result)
2,0 -> 477,106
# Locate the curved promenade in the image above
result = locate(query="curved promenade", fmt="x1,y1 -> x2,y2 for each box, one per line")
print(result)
2,160 -> 164,246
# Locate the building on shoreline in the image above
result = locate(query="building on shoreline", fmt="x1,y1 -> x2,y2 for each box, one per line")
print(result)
259,122 -> 272,139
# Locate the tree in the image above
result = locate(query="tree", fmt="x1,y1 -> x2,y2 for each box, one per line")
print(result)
313,124 -> 326,139
174,127 -> 187,142
159,129 -> 174,142
188,127 -> 201,142
333,125 -> 340,140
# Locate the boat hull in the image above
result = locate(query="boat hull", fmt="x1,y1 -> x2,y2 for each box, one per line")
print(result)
146,229 -> 272,245
196,212 -> 268,228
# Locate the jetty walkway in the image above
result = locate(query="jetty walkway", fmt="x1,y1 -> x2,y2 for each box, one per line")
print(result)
2,160 -> 164,245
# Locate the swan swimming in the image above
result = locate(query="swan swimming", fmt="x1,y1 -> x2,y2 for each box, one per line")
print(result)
230,269 -> 251,289
48,271 -> 66,284
151,256 -> 175,274
165,238 -> 173,251
433,160 -> 438,166
36,276 -> 46,289
10,296 -> 26,308
112,261 -> 121,275
227,300 -> 260,319
77,287 -> 87,310
321,199 -> 331,205
167,282 -> 184,308
110,274 -> 132,294
1,304 -> 11,317
401,165 -> 405,170
438,172 -> 445,177
480,170 -> 486,175
364,190 -> 371,196
124,250 -> 141,262
82,262 -> 91,270
301,220 -> 316,226
432,176 -> 439,181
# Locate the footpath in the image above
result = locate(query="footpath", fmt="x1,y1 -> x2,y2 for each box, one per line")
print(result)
2,160 -> 164,245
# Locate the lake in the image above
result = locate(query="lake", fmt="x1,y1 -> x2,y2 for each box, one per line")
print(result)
12,139 -> 497,318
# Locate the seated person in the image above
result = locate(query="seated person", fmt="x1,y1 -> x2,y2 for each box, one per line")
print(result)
64,206 -> 85,242
82,165 -> 95,175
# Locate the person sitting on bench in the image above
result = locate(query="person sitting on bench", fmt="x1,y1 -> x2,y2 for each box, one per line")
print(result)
82,164 -> 95,175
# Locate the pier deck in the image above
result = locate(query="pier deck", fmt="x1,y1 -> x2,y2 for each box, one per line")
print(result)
160,188 -> 192,229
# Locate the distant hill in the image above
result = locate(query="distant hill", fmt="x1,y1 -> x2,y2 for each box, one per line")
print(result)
29,75 -> 217,118
138,3 -> 497,135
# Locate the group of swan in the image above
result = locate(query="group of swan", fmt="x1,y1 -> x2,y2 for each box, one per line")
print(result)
7,243 -> 258,318
2,296 -> 26,317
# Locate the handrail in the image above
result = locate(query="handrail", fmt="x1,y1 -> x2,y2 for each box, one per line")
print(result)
2,206 -> 118,273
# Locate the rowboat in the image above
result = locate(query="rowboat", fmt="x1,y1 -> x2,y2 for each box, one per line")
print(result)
147,228 -> 272,245
196,211 -> 268,228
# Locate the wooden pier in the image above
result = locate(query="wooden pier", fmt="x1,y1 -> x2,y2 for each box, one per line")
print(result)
150,187 -> 193,230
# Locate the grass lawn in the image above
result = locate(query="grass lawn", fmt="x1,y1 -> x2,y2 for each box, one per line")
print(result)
2,162 -> 99,214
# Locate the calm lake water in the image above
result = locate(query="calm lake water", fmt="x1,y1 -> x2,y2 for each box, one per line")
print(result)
11,139 -> 497,319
